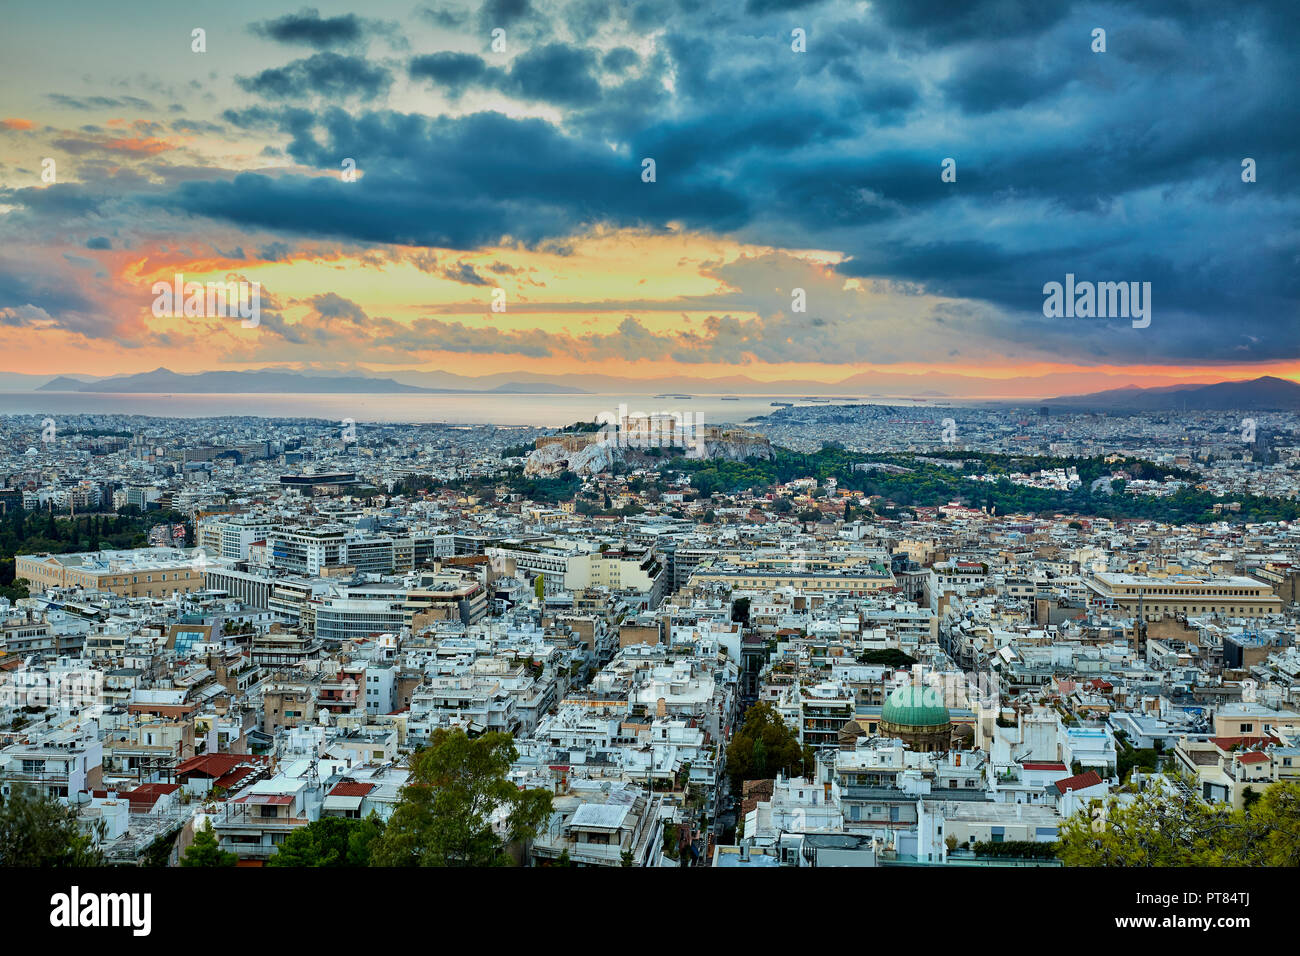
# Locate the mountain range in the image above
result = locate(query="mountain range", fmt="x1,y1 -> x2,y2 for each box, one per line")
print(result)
17,368 -> 1300,408
34,368 -> 589,395
1041,376 -> 1300,410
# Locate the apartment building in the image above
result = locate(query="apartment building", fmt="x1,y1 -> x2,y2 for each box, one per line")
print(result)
1084,572 -> 1284,620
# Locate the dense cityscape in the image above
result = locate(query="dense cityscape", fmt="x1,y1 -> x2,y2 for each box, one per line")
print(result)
2,399 -> 1298,872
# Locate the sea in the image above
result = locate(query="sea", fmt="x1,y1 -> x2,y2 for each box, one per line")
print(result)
0,391 -> 959,428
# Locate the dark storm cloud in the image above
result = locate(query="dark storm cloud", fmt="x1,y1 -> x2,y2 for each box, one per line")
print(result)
507,44 -> 601,105
409,52 -> 495,96
171,108 -> 749,249
250,9 -> 377,49
745,0 -> 830,13
237,54 -> 393,101
410,44 -> 601,106
871,0 -> 1075,45
479,0 -> 533,27
0,261 -> 98,316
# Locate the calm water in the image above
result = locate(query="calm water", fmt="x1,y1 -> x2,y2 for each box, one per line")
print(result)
0,391 -> 955,427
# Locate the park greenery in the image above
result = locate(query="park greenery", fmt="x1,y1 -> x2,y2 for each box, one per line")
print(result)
0,506 -> 192,596
400,438 -> 1297,525
662,446 -> 1298,524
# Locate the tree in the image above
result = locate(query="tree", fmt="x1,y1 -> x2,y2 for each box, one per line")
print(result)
1057,778 -> 1300,866
371,729 -> 553,866
1238,781 -> 1300,866
268,814 -> 385,867
730,597 -> 750,625
535,574 -> 545,601
180,820 -> 237,867
0,785 -> 104,866
857,648 -> 916,667
725,702 -> 810,792
140,825 -> 184,868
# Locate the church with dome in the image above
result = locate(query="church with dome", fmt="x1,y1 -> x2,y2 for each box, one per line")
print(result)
876,683 -> 954,752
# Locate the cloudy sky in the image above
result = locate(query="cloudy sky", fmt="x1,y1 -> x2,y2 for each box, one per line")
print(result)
0,0 -> 1296,395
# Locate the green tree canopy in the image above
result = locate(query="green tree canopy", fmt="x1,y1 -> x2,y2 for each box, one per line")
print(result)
1058,778 -> 1300,866
180,820 -> 237,867
268,814 -> 385,867
856,648 -> 917,667
725,702 -> 812,792
731,597 -> 750,625
371,729 -> 553,867
0,785 -> 104,866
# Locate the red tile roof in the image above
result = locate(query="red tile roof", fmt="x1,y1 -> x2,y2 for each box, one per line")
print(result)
175,753 -> 271,779
328,782 -> 375,798
1236,751 -> 1270,764
121,783 -> 180,810
1211,735 -> 1279,751
213,766 -> 264,792
1021,762 -> 1069,772
1055,771 -> 1104,794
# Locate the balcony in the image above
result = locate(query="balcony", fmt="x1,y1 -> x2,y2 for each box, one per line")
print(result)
219,841 -> 280,861
213,804 -> 309,832
569,841 -> 627,865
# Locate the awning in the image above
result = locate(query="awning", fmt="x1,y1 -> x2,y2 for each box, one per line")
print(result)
322,794 -> 364,813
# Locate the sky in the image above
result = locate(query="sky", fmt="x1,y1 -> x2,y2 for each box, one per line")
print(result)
0,0 -> 1297,397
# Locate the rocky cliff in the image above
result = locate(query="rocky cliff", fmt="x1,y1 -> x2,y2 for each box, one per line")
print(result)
522,429 -> 774,476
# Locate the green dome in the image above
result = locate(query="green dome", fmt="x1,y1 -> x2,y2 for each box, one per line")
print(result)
881,684 -> 951,729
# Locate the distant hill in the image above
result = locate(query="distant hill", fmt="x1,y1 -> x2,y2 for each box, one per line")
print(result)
1044,376 -> 1300,410
38,368 -> 445,394
36,368 -> 589,394
486,381 -> 588,394
39,376 -> 100,391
